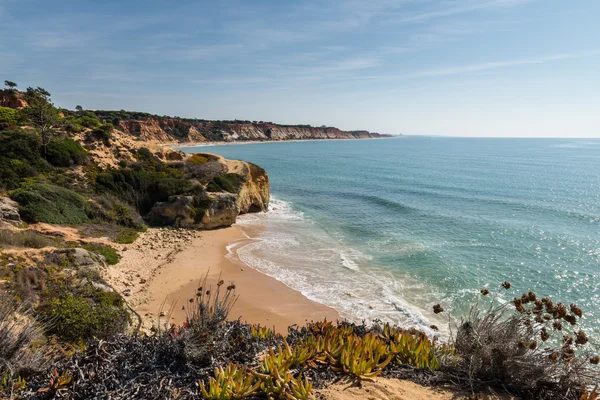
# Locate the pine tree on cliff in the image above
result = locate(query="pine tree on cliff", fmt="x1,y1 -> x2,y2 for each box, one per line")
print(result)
21,87 -> 59,159
4,80 -> 17,92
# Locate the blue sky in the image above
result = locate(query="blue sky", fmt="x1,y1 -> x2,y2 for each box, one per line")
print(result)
1,0 -> 599,137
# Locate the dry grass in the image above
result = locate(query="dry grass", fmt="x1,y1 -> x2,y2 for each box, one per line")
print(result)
0,229 -> 60,249
183,272 -> 238,335
0,295 -> 54,383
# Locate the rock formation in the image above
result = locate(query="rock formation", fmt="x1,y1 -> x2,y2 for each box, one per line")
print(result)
0,196 -> 21,225
0,90 -> 27,109
147,153 -> 269,229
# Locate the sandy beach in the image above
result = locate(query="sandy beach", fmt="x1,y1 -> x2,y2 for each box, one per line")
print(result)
107,226 -> 339,334
169,136 -> 398,150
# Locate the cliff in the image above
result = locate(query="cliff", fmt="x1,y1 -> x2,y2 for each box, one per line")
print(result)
0,89 -> 27,109
147,153 -> 270,229
94,111 -> 388,143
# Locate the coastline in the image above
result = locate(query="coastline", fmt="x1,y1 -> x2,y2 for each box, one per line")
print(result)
170,135 -> 400,150
108,226 -> 340,334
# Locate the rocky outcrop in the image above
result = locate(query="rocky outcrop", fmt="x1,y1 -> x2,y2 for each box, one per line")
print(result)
0,90 -> 27,109
147,192 -> 238,230
147,153 -> 269,229
62,248 -> 107,273
0,196 -> 21,225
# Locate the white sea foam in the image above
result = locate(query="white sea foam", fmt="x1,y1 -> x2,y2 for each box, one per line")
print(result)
231,197 -> 443,337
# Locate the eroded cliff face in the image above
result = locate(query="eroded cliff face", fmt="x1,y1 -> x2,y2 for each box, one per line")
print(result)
0,90 -> 27,109
106,116 -> 387,143
147,153 -> 269,230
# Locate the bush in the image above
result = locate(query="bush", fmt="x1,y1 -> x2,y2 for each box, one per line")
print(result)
444,285 -> 599,399
0,229 -> 61,249
11,183 -> 91,224
95,158 -> 194,215
89,123 -> 113,145
188,154 -> 209,165
61,110 -> 101,133
114,228 -> 139,244
92,194 -> 145,230
82,243 -> 120,265
0,295 -> 52,382
39,288 -> 129,343
46,138 -> 88,167
0,106 -> 17,125
0,129 -> 48,190
206,173 -> 244,193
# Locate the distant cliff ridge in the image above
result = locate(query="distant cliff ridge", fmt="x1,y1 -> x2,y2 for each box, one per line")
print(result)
94,110 -> 389,143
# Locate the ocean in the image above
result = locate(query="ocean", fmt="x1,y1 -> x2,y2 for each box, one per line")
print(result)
178,137 -> 600,343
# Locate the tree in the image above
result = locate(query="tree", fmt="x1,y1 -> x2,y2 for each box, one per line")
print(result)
21,87 -> 59,159
4,80 -> 17,92
75,105 -> 83,113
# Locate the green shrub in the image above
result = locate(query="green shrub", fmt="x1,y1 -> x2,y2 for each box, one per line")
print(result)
11,183 -> 91,224
46,138 -> 88,167
0,107 -> 17,125
95,159 -> 194,215
114,228 -> 139,244
89,124 -> 113,145
0,229 -> 61,249
61,110 -> 101,133
38,288 -> 129,343
206,173 -> 244,193
92,194 -> 145,230
82,243 -> 120,265
0,129 -> 48,190
188,154 -> 209,165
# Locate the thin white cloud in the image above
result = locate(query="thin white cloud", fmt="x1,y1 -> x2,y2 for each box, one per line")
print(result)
388,0 -> 534,24
406,52 -> 596,78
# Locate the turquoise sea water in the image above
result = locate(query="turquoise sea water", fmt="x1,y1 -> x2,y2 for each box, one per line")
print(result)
179,138 -> 600,342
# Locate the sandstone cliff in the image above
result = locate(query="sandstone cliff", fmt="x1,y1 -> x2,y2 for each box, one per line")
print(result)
94,111 -> 388,143
147,153 -> 269,230
0,90 -> 27,109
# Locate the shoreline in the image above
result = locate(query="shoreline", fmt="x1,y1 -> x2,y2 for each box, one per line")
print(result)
108,226 -> 340,334
169,135 -> 400,149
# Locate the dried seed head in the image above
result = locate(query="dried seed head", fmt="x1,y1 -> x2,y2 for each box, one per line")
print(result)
570,304 -> 583,318
549,352 -> 559,362
430,325 -> 439,331
535,315 -> 544,324
480,289 -> 490,296
433,304 -> 444,314
590,356 -> 600,365
552,321 -> 563,331
518,340 -> 527,349
527,291 -> 537,302
564,314 -> 577,326
529,341 -> 537,350
540,327 -> 550,341
217,280 -> 224,286
501,281 -> 511,289
553,303 -> 568,319
189,298 -> 194,303
575,330 -> 589,346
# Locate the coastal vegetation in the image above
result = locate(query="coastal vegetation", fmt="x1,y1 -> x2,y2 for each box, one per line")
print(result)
0,275 -> 597,399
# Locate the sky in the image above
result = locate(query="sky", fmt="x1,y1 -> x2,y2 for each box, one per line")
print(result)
1,0 -> 599,137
